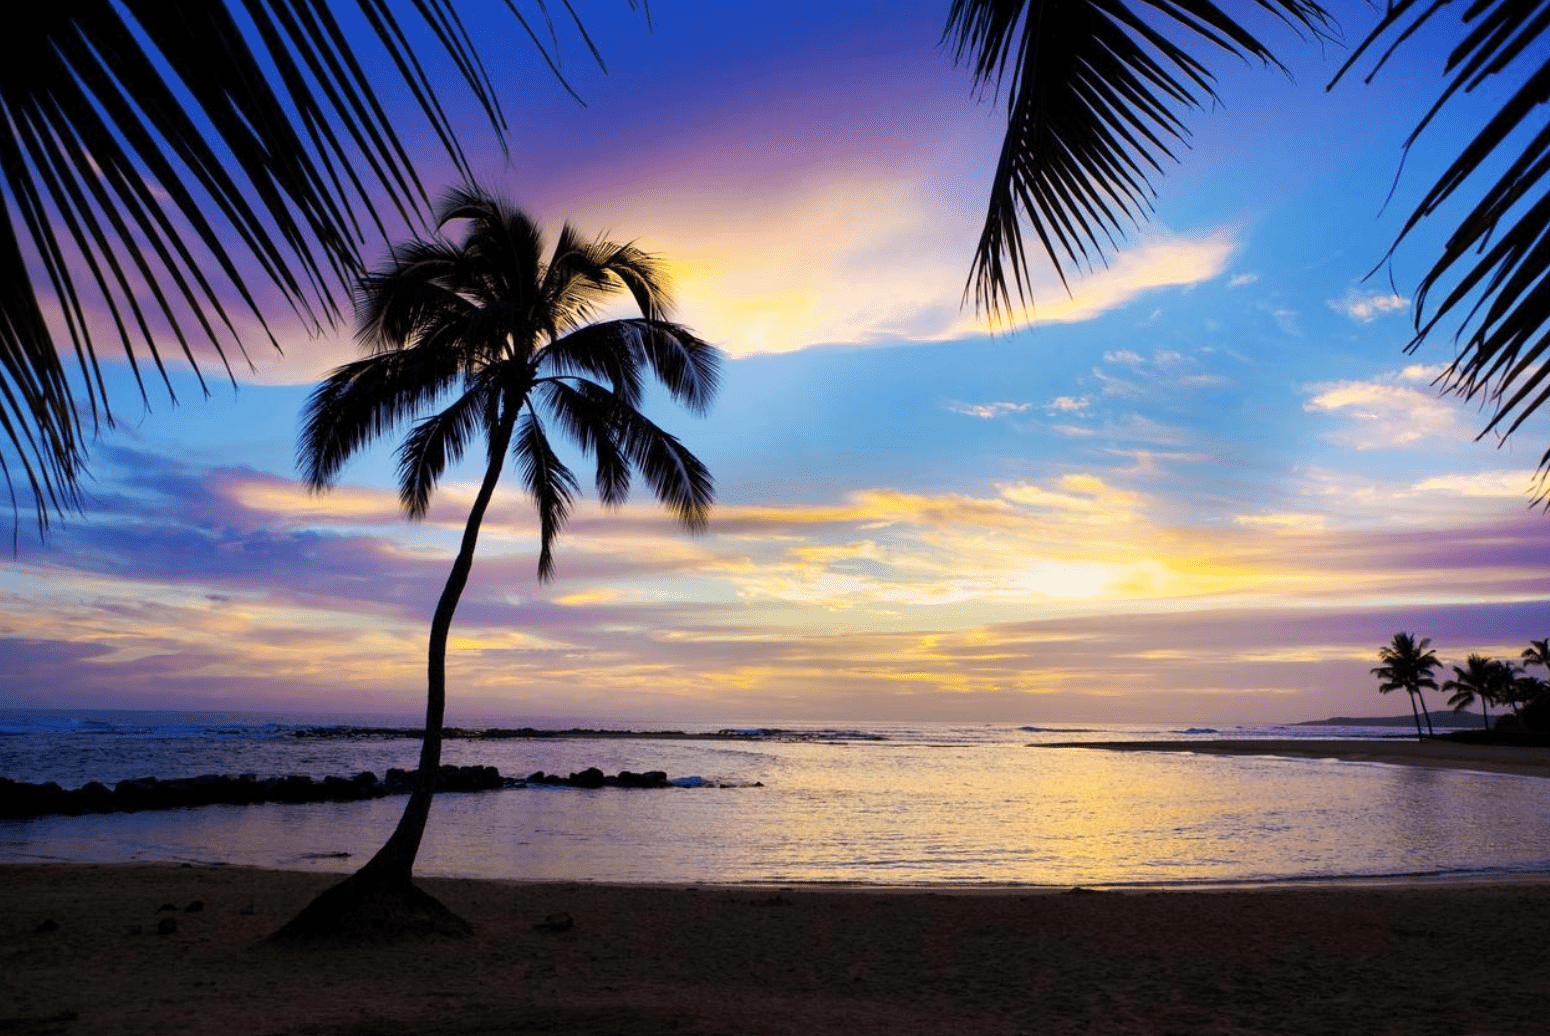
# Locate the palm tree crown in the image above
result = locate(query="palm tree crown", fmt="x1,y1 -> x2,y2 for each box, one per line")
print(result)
1372,632 -> 1441,739
300,185 -> 719,578
1443,654 -> 1515,730
1524,639 -> 1550,674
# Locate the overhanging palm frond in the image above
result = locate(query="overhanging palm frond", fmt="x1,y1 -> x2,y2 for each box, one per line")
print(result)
1333,0 -> 1550,483
946,0 -> 1333,322
3,1 -> 638,535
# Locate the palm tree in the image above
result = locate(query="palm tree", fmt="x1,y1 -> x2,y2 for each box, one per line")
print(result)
1372,632 -> 1441,740
946,0 -> 1550,487
1524,639 -> 1550,676
275,185 -> 720,940
4,3 -> 633,536
1443,654 -> 1515,730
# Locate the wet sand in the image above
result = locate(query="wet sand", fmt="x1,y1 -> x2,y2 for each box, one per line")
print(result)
1042,738 -> 1550,778
5,863 -> 1550,1035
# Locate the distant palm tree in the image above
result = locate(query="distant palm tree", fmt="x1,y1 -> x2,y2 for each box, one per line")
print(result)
946,0 -> 1550,486
1524,639 -> 1550,676
4,2 -> 633,535
277,185 -> 719,939
1443,654 -> 1515,730
1372,632 -> 1441,740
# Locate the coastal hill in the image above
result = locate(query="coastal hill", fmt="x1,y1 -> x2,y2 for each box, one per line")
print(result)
1295,711 -> 1482,728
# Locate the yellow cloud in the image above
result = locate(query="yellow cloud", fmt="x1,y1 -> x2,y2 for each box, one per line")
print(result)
1233,513 -> 1328,530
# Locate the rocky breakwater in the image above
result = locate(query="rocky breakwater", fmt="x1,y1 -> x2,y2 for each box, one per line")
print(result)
0,765 -> 506,820
0,765 -> 734,819
524,767 -> 671,789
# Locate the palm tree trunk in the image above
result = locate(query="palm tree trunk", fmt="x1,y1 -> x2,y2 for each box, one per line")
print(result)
1416,690 -> 1435,738
270,411 -> 515,941
356,417 -> 513,879
1406,691 -> 1425,741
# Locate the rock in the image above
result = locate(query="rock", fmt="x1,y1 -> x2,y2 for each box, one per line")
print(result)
533,911 -> 574,933
156,917 -> 178,936
569,767 -> 606,789
184,900 -> 204,913
33,918 -> 58,933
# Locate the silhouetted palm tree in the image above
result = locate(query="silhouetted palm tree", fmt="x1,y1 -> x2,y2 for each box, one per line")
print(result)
1372,632 -> 1441,739
946,0 -> 1550,485
278,185 -> 719,939
1443,654 -> 1515,730
1524,639 -> 1550,676
4,3 -> 633,535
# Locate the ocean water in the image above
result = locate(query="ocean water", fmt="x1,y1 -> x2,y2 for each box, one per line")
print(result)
3,710 -> 1549,888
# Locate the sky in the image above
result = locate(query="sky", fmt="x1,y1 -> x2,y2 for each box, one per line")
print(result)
3,1 -> 1548,726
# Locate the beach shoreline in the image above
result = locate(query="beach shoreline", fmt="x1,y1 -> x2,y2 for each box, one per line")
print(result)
1040,737 -> 1550,778
5,863 -> 1550,1035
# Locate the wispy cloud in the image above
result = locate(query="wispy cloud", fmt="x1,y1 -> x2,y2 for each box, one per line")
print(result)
1303,371 -> 1463,449
947,400 -> 1031,419
1046,395 -> 1092,415
1228,272 -> 1259,288
1329,289 -> 1409,324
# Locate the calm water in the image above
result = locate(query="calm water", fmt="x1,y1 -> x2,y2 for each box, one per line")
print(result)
3,710 -> 1549,888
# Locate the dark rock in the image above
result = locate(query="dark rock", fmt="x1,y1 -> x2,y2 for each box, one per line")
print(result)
615,770 -> 670,788
569,767 -> 606,789
33,918 -> 58,933
271,774 -> 316,804
533,911 -> 574,933
75,781 -> 113,813
156,917 -> 177,936
184,900 -> 204,913
320,775 -> 357,801
113,777 -> 160,812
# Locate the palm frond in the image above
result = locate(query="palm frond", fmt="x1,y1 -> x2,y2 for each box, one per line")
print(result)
612,408 -> 715,532
355,239 -> 476,352
635,320 -> 722,416
947,0 -> 1332,322
3,2 -> 636,534
1333,0 -> 1550,477
541,322 -> 647,407
535,379 -> 633,506
513,410 -> 580,582
396,376 -> 500,518
298,347 -> 466,489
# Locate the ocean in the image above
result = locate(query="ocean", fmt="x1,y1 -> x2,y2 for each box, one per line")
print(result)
4,709 -> 1549,888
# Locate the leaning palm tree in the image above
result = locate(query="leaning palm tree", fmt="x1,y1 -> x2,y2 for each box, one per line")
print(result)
5,3 -> 633,536
946,0 -> 1550,487
275,185 -> 719,940
1443,654 -> 1512,730
1372,632 -> 1441,740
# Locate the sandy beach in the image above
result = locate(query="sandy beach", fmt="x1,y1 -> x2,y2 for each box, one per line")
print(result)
5,864 -> 1550,1035
1042,738 -> 1550,778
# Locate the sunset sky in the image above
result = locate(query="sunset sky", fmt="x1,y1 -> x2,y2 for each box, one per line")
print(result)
3,1 -> 1547,726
